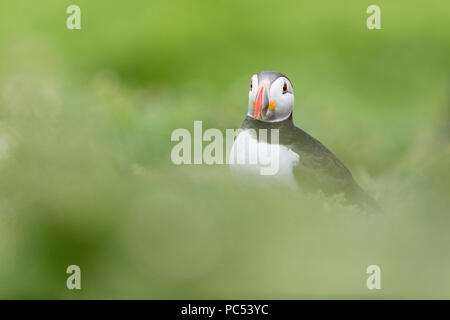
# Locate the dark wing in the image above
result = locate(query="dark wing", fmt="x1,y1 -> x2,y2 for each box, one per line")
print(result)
282,126 -> 380,210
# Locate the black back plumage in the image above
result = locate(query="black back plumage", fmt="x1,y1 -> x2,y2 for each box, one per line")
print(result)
240,114 -> 380,210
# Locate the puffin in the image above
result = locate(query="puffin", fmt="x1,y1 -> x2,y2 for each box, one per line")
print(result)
229,71 -> 380,210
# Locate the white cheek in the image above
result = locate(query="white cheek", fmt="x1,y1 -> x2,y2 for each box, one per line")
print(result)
267,88 -> 294,121
284,94 -> 294,106
279,94 -> 293,110
248,90 -> 255,108
270,89 -> 285,107
248,76 -> 258,109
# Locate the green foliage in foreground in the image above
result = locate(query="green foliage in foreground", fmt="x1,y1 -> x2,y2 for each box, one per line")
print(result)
0,0 -> 449,298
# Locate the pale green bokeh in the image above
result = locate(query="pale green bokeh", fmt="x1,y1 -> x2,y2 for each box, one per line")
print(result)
0,0 -> 449,298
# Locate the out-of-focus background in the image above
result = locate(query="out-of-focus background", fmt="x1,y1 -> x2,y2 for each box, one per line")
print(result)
0,0 -> 449,298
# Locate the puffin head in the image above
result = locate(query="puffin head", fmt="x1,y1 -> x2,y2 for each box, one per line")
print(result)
248,71 -> 294,122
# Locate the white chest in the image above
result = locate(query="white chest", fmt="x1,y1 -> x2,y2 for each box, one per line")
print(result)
229,130 -> 300,185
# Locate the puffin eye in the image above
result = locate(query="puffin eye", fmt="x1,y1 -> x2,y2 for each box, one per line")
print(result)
250,81 -> 253,91
282,82 -> 288,94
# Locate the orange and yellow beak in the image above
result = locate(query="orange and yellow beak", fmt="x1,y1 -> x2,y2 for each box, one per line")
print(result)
254,84 -> 270,120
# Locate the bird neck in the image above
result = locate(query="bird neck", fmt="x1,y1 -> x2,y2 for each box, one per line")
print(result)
243,112 -> 294,131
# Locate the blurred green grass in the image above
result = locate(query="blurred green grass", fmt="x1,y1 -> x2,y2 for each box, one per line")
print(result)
0,0 -> 449,298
